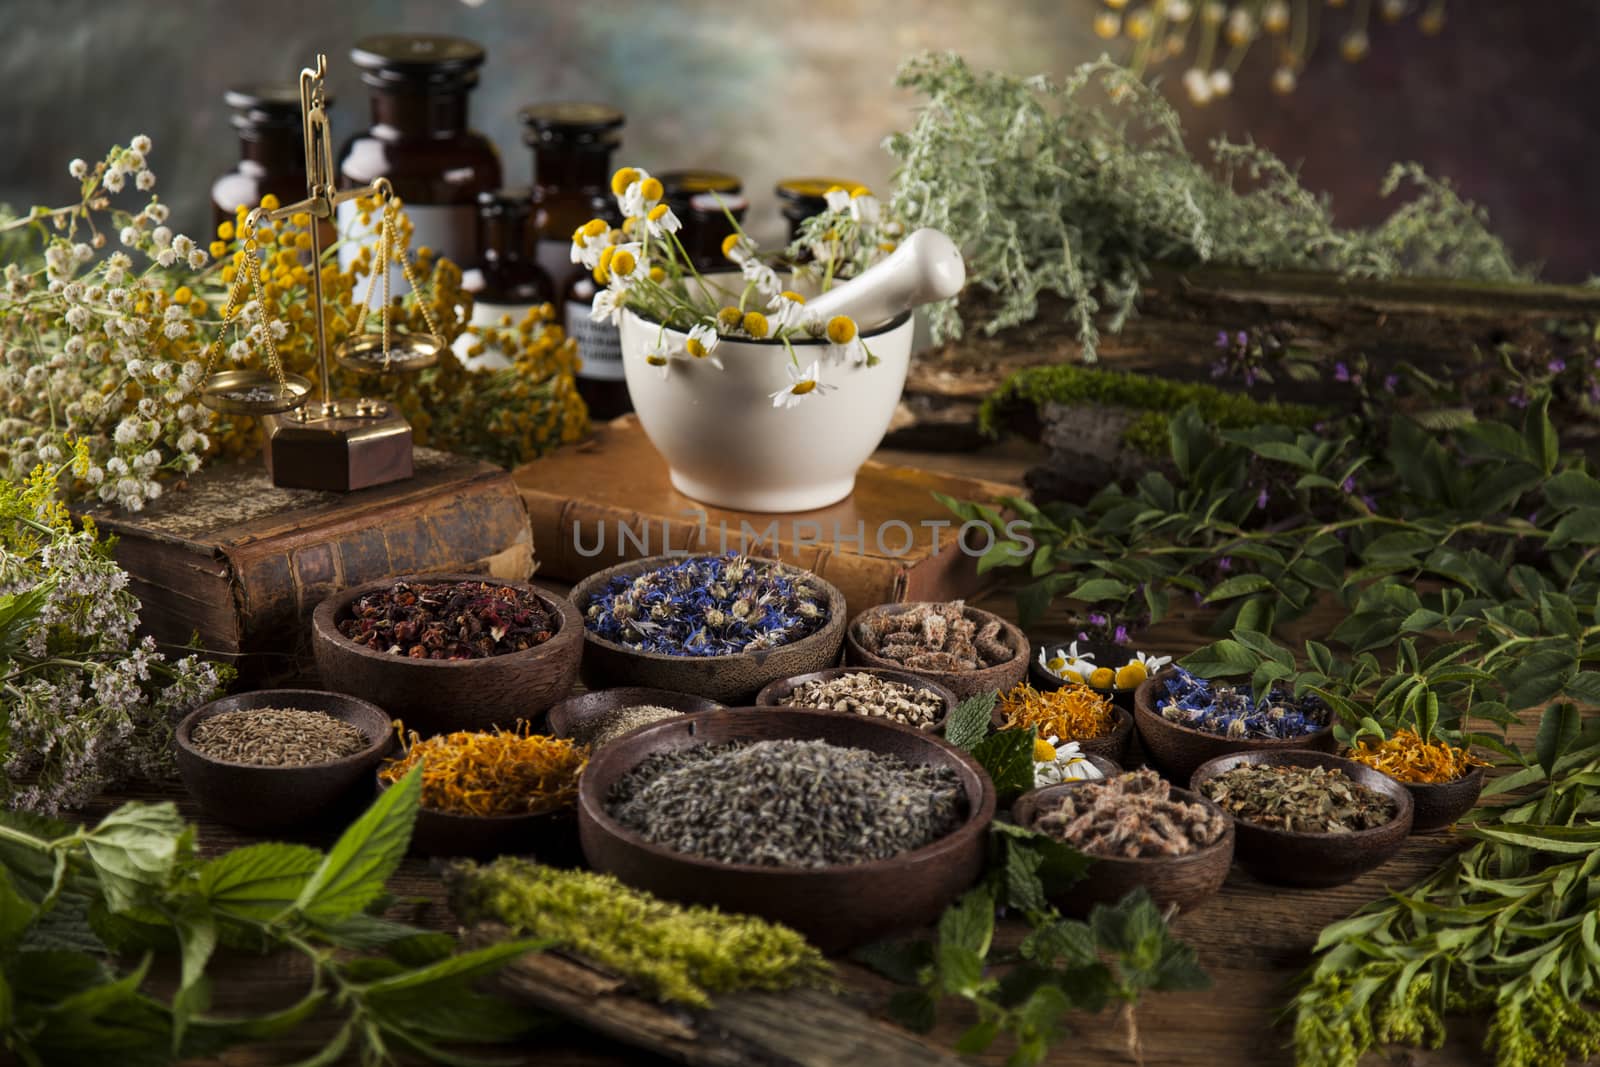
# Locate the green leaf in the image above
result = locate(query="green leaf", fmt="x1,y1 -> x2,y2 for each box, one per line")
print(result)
0,584 -> 53,665
1363,531 -> 1436,559
886,988 -> 937,1032
359,939 -> 544,999
945,692 -> 996,751
278,1020 -> 354,1067
1400,609 -> 1446,633
1462,823 -> 1600,853
971,730 -> 1036,803
1525,394 -> 1559,476
1547,508 -> 1600,548
1239,440 -> 1315,469
954,1018 -> 1001,1055
294,765 -> 421,924
990,822 -> 1092,903
1205,574 -> 1274,602
1536,703 -> 1581,780
934,942 -> 985,996
197,842 -> 324,922
977,540 -> 1031,576
1180,639 -> 1258,678
1567,672 -> 1600,705
171,904 -> 216,1051
1543,469 -> 1600,511
936,886 -> 995,960
0,867 -> 39,951
1539,592 -> 1582,638
850,938 -> 932,986
80,803 -> 190,913
1068,577 -> 1133,602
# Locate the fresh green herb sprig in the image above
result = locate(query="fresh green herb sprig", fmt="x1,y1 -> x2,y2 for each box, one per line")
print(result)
0,766 -> 545,1066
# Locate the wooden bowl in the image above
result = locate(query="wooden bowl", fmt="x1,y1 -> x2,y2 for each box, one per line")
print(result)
546,687 -> 724,745
1028,637 -> 1146,713
1189,750 -> 1414,888
175,689 -> 394,832
991,697 -> 1135,764
754,667 -> 958,733
845,602 -> 1028,702
1011,779 -> 1234,914
576,708 -> 996,953
374,772 -> 581,863
1400,764 -> 1487,833
311,573 -> 582,736
570,555 -> 847,704
1133,668 -> 1336,782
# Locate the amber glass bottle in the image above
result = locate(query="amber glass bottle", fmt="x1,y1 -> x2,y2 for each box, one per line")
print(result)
775,176 -> 860,241
658,169 -> 741,265
687,192 -> 749,272
337,34 -> 501,289
452,188 -> 553,372
212,85 -> 316,230
521,103 -> 628,419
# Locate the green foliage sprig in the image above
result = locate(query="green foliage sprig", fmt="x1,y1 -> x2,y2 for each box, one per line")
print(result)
0,766 -> 544,1066
886,53 -> 1527,357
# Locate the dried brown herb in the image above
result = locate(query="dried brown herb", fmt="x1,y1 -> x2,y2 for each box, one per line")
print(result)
1029,769 -> 1225,858
855,601 -> 1012,672
1199,763 -> 1396,834
339,580 -> 554,660
779,672 -> 944,729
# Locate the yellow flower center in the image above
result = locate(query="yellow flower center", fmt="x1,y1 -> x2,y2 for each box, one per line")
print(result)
850,186 -> 873,199
1115,662 -> 1148,689
779,290 -> 806,304
648,203 -> 670,221
645,353 -> 668,366
742,311 -> 770,338
583,218 -> 610,238
686,338 -> 707,358
717,306 -> 743,331
826,315 -> 857,344
721,233 -> 743,259
597,246 -> 616,271
639,176 -> 664,202
1046,656 -> 1067,671
648,266 -> 666,283
1088,667 -> 1116,689
622,217 -> 639,235
792,380 -> 817,395
1033,738 -> 1057,762
611,167 -> 639,196
610,250 -> 637,277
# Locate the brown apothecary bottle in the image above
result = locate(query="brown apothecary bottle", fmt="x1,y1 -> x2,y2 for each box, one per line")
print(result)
454,188 -> 554,372
212,85 -> 319,230
775,176 -> 862,242
337,33 -> 502,282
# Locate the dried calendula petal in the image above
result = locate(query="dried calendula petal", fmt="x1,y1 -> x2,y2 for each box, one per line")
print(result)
1345,728 -> 1487,784
998,682 -> 1115,740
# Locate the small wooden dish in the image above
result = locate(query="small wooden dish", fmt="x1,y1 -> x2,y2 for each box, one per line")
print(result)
1189,749 -> 1414,888
754,666 -> 958,733
1397,764 -> 1487,833
845,602 -> 1029,702
991,697 -> 1135,764
546,687 -> 723,746
174,689 -> 393,832
374,772 -> 581,863
1133,668 -> 1336,782
569,555 -> 847,704
576,708 -> 996,953
311,573 -> 582,736
1028,637 -> 1146,713
1011,779 -> 1234,914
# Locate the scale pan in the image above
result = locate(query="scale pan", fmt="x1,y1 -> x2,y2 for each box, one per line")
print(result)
200,369 -> 313,415
333,331 -> 442,374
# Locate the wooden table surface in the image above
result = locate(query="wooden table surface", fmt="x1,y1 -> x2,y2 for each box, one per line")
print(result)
112,442 -> 1539,1067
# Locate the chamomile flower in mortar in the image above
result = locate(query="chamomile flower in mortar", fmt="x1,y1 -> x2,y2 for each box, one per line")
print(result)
767,290 -> 812,333
769,360 -> 834,409
825,315 -> 867,365
848,187 -> 882,225
741,256 -> 782,299
570,218 -> 611,267
1039,641 -> 1095,683
684,324 -> 723,370
643,339 -> 679,380
721,233 -> 757,265
1033,735 -> 1103,787
644,201 -> 681,239
590,287 -> 624,327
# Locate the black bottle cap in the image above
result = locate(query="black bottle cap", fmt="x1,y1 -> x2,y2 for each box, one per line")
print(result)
775,176 -> 859,208
225,84 -> 325,130
660,169 -> 743,198
518,103 -> 625,147
350,34 -> 486,91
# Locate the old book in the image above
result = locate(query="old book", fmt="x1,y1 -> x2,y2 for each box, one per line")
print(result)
511,416 -> 1022,614
87,448 -> 534,683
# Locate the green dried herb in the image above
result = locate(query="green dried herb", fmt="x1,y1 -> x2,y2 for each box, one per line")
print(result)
1199,764 -> 1395,834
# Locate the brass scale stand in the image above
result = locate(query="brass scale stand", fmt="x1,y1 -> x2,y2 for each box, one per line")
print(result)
198,54 -> 443,491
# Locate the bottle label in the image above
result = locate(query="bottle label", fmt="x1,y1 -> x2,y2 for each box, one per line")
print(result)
565,300 -> 624,382
336,201 -> 478,295
450,300 -> 541,373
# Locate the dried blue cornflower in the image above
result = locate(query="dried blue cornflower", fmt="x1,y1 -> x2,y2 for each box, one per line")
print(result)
1156,667 -> 1328,740
583,555 -> 829,658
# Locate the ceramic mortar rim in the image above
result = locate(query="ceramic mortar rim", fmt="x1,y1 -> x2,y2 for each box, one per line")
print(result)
620,304 -> 914,348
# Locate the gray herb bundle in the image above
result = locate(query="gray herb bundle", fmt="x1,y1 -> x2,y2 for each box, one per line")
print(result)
885,52 -> 1527,357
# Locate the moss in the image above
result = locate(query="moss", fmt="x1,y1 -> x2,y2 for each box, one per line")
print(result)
980,362 -> 1327,455
446,858 -> 831,1008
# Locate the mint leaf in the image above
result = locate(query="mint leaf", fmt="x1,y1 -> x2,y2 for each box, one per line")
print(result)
1090,888 -> 1210,994
171,904 -> 216,1051
0,867 -> 39,950
358,938 -> 544,999
946,691 -> 997,751
937,886 -> 995,958
934,942 -> 985,996
850,937 -> 932,985
80,802 -> 190,913
886,988 -> 938,1032
971,729 -> 1036,803
990,822 -> 1091,903
294,765 -> 421,924
198,842 -> 323,922
954,1018 -> 1001,1054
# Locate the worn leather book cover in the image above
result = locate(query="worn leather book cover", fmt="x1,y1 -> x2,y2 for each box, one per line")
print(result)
512,417 -> 1022,614
86,449 -> 534,682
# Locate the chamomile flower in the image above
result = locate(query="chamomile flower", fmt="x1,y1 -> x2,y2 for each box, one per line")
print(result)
720,233 -> 757,264
590,287 -> 624,327
684,324 -> 723,369
769,360 -> 834,409
741,257 -> 782,298
643,339 -> 678,380
1039,641 -> 1096,683
620,171 -> 665,219
825,315 -> 867,364
1032,736 -> 1103,787
570,217 -> 611,267
767,290 -> 812,332
848,188 -> 882,225
823,185 -> 852,213
644,202 -> 681,238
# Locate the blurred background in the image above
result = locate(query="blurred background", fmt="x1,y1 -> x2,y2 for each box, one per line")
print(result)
0,0 -> 1595,279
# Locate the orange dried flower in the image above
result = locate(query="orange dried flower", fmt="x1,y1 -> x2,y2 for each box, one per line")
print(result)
998,682 -> 1115,741
1346,728 -> 1488,785
379,721 -> 588,817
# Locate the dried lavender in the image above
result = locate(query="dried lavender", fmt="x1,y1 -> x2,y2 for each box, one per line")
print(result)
778,672 -> 944,729
190,708 -> 369,767
584,555 -> 828,657
1029,770 -> 1226,858
570,704 -> 684,749
338,580 -> 555,660
1157,667 -> 1329,740
607,739 -> 966,867
854,601 -> 1013,672
1200,763 -> 1397,834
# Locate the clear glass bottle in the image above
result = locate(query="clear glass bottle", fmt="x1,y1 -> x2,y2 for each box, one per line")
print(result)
337,34 -> 502,290
452,188 -> 554,372
212,85 -> 317,230
520,102 -> 628,418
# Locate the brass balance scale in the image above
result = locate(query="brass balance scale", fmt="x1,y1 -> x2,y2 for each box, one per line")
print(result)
198,54 -> 443,491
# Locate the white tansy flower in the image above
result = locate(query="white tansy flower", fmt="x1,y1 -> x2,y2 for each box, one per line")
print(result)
769,360 -> 834,409
684,324 -> 722,370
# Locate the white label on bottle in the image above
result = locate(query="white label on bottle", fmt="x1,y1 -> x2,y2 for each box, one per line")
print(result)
565,300 -> 624,382
335,200 -> 477,296
450,299 -> 542,372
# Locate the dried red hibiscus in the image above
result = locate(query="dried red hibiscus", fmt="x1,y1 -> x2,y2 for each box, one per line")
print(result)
338,580 -> 555,660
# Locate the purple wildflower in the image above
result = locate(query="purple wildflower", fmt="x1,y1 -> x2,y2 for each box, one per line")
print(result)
1236,330 -> 1249,346
1256,487 -> 1270,509
1077,631 -> 1089,642
1217,557 -> 1233,572
1509,394 -> 1529,409
1215,331 -> 1230,348
1114,625 -> 1130,644
1334,362 -> 1351,383
1383,374 -> 1398,393
1088,612 -> 1109,629
1528,510 -> 1539,525
1361,494 -> 1378,513
1548,358 -> 1567,373
1342,476 -> 1356,493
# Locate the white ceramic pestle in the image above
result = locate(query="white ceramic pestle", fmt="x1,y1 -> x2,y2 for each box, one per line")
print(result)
801,228 -> 965,331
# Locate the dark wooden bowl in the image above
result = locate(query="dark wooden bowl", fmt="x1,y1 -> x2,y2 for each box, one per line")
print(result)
576,708 -> 996,953
546,687 -> 724,745
1029,637 -> 1149,713
175,689 -> 394,832
1400,764 -> 1487,833
1189,749 -> 1414,888
570,555 -> 847,705
991,698 -> 1135,764
1011,780 -> 1234,914
1133,668 -> 1337,782
374,772 -> 581,863
311,573 -> 582,736
845,602 -> 1028,702
754,667 -> 958,733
